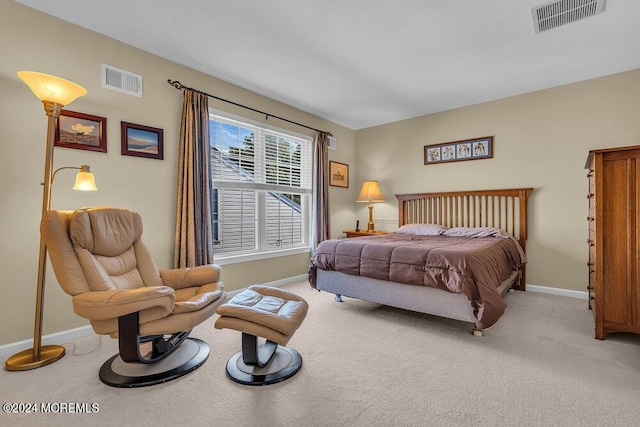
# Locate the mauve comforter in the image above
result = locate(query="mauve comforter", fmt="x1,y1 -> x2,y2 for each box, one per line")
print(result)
308,233 -> 526,328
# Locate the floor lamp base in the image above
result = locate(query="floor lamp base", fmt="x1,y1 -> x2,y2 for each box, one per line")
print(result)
5,345 -> 65,371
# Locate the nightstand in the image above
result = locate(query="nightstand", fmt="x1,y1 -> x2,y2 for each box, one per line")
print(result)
343,230 -> 388,238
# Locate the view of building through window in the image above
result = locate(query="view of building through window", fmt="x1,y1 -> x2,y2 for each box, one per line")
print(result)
209,113 -> 312,256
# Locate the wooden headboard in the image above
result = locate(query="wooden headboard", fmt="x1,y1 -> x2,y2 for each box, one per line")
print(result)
396,188 -> 533,290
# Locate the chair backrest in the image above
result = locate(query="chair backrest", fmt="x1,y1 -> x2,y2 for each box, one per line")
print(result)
41,207 -> 163,296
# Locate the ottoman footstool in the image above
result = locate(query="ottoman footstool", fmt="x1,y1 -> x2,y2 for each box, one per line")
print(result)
215,285 -> 308,385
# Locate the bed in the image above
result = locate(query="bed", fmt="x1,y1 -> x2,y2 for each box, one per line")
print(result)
308,188 -> 533,335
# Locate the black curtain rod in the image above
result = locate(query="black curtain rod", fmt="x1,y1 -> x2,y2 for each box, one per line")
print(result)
167,79 -> 331,136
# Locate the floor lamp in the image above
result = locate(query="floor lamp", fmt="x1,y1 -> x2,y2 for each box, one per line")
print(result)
5,71 -> 95,371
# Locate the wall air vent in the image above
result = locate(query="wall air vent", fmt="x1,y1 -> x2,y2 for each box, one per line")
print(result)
531,0 -> 605,33
101,64 -> 142,97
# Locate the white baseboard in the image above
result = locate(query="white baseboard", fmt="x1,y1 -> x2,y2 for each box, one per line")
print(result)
1,274 -> 310,358
526,284 -> 588,300
0,325 -> 93,359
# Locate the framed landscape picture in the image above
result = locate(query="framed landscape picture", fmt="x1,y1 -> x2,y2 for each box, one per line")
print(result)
55,110 -> 107,152
424,136 -> 493,165
121,122 -> 164,160
329,161 -> 349,188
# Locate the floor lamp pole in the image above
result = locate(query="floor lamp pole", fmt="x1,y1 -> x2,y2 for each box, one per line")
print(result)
5,71 -> 88,371
33,102 -> 62,359
5,102 -> 66,370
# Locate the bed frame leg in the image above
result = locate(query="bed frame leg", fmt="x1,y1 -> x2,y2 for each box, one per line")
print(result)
334,294 -> 343,302
472,328 -> 484,337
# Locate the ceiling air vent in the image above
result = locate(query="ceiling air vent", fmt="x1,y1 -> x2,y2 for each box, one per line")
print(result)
531,0 -> 606,33
101,64 -> 142,97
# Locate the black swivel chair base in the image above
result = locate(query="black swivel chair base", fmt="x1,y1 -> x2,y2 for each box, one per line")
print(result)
225,333 -> 303,386
99,338 -> 209,388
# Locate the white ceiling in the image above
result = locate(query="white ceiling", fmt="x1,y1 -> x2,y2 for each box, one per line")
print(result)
15,0 -> 640,130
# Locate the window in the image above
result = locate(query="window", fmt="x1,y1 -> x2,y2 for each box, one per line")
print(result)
209,112 -> 312,258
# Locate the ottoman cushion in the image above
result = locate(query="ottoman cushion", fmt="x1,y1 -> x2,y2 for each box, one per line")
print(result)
215,285 -> 308,346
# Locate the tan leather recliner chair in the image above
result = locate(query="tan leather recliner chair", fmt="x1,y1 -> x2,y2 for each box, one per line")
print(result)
41,206 -> 226,387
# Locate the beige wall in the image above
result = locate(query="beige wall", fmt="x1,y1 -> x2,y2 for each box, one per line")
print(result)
0,2 -> 355,345
355,68 -> 640,292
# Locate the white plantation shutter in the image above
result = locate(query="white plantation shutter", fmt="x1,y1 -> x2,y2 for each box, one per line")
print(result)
266,192 -> 304,248
217,189 -> 256,253
210,112 -> 312,256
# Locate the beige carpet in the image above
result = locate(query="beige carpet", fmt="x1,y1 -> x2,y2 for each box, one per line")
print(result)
2,280 -> 640,427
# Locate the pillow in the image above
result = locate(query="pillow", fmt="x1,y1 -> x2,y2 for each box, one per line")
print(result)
443,227 -> 509,238
394,223 -> 448,236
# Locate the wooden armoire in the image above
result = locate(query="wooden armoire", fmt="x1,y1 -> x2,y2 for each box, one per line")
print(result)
586,145 -> 640,339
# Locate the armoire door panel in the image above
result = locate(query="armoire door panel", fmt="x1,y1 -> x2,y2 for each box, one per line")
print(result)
602,159 -> 630,325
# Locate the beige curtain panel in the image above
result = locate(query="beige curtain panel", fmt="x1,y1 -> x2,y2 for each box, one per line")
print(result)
174,89 -> 215,267
313,131 -> 331,248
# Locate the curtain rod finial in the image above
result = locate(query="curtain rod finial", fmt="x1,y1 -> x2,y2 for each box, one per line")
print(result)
168,79 -> 183,90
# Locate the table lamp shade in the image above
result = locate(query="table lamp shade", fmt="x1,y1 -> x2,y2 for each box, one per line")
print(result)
356,181 -> 385,203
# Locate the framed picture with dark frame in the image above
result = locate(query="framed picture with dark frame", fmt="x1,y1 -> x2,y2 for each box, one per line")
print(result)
121,121 -> 164,160
329,161 -> 349,188
424,136 -> 493,165
55,110 -> 107,152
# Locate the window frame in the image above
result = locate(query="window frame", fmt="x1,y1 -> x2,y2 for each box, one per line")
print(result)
209,109 -> 313,264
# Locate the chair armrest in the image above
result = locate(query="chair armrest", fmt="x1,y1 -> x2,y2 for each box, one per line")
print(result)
159,264 -> 222,290
72,286 -> 175,321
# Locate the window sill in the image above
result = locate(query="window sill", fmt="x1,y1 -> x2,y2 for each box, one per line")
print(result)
214,246 -> 311,266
